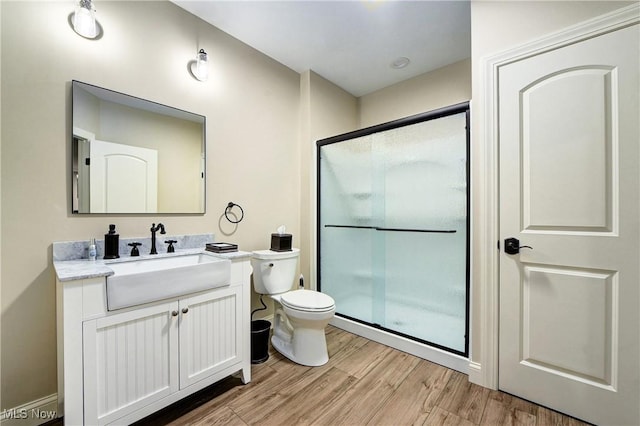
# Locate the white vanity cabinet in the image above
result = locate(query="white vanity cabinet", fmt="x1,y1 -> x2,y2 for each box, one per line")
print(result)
56,256 -> 251,425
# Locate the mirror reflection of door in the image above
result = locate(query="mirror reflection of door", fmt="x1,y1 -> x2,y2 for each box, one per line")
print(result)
89,139 -> 158,213
73,127 -> 96,213
75,137 -> 91,213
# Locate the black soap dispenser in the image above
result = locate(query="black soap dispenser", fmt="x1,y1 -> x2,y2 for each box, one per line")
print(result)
103,224 -> 120,259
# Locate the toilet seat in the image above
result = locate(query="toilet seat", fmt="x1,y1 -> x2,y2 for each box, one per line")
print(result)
280,290 -> 335,312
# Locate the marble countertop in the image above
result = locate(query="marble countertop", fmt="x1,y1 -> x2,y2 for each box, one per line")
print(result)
54,248 -> 252,282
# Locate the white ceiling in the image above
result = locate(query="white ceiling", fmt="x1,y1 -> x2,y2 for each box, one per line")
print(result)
172,1 -> 471,97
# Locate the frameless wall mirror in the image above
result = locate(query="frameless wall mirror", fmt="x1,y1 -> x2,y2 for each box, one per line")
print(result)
72,80 -> 206,214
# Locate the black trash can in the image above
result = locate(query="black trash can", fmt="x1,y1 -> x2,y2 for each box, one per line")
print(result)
251,319 -> 271,364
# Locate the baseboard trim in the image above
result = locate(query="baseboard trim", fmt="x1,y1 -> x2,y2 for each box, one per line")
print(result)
467,361 -> 483,386
0,394 -> 58,426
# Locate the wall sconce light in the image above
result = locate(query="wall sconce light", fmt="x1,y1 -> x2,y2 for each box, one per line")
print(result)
70,0 -> 102,40
189,49 -> 209,82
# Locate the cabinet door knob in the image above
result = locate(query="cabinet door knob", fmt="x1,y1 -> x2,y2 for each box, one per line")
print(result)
182,307 -> 189,314
171,310 -> 179,317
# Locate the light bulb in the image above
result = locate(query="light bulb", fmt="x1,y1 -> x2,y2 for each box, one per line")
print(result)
73,0 -> 97,39
194,49 -> 209,81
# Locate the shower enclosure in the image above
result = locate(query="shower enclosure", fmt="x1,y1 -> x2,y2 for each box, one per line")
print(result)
317,103 -> 469,364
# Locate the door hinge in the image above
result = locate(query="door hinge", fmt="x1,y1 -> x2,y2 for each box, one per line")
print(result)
497,240 -> 500,250
85,158 -> 90,166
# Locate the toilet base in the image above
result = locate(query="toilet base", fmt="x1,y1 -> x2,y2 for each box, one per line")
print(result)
271,327 -> 329,367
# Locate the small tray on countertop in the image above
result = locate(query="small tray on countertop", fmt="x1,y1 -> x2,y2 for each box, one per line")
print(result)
205,242 -> 238,253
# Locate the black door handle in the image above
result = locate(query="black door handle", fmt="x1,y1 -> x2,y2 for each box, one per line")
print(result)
504,238 -> 533,255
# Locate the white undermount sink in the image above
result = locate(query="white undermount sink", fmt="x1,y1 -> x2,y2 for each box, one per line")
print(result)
106,253 -> 231,310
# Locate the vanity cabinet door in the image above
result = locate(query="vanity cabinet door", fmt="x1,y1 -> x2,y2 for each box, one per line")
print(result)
83,301 -> 179,425
179,286 -> 242,389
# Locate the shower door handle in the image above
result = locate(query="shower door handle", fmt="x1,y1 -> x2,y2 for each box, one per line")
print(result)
504,238 -> 533,255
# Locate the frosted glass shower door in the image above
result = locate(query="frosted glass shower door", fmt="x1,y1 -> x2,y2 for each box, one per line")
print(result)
318,135 -> 375,323
318,104 -> 469,355
376,113 -> 468,353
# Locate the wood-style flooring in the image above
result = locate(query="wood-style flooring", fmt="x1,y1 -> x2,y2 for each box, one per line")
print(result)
132,325 -> 589,426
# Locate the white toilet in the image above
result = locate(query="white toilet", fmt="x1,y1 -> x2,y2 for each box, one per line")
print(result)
251,248 -> 335,366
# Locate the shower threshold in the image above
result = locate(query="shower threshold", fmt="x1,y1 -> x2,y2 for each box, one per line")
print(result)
330,315 -> 469,374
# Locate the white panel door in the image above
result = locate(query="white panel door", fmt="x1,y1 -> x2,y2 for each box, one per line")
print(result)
90,139 -> 158,213
83,302 -> 179,425
179,286 -> 242,389
498,23 -> 639,425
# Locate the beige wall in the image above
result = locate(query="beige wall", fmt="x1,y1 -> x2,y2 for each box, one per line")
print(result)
469,0 -> 635,369
359,58 -> 471,128
1,1 -> 300,409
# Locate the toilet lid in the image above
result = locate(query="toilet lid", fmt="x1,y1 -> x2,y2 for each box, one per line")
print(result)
280,290 -> 335,311
252,248 -> 300,260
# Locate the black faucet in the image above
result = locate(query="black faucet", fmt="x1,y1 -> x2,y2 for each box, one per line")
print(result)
150,223 -> 166,254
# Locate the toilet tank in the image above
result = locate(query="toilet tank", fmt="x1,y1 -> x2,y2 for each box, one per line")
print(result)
251,248 -> 300,295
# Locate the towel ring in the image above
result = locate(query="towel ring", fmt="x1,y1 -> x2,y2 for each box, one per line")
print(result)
224,202 -> 244,224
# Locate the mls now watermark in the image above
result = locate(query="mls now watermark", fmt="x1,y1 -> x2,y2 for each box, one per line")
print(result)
1,408 -> 57,421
